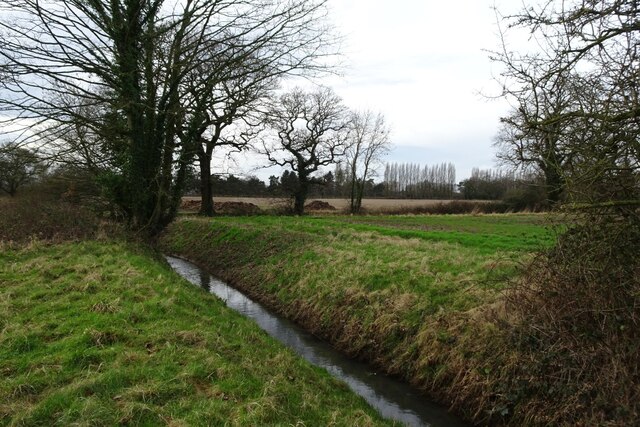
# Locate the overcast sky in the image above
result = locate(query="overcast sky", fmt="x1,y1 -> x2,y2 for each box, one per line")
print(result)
228,0 -> 520,182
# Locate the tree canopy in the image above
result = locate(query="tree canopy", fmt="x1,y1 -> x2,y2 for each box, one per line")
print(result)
0,142 -> 46,197
262,86 -> 349,214
493,0 -> 640,211
0,0 -> 336,234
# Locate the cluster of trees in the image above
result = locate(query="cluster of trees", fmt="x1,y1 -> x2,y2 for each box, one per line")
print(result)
183,172 -> 268,197
260,89 -> 391,214
332,163 -> 386,199
459,168 -> 533,199
382,162 -> 456,199
493,0 -> 640,211
7,0 -> 634,233
458,167 -> 546,209
0,142 -> 47,197
0,0 -> 343,234
0,0 -> 394,223
191,162 -> 387,206
267,170 -> 340,199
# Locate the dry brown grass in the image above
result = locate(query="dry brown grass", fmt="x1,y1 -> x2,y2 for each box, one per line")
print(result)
497,216 -> 640,425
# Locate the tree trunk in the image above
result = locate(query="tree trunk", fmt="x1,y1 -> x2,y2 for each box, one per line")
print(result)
167,147 -> 197,224
199,152 -> 215,216
545,168 -> 564,206
293,178 -> 309,215
354,179 -> 365,214
349,177 -> 358,213
541,153 -> 564,206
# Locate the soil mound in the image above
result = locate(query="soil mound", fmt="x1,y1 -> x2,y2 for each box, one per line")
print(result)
180,199 -> 261,215
181,199 -> 201,211
214,201 -> 261,215
305,200 -> 336,211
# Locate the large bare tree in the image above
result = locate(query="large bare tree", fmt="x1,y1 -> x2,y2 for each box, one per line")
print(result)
345,110 -> 391,214
179,41 -> 276,216
263,87 -> 349,215
0,0 -> 336,234
492,74 -> 574,205
492,0 -> 640,210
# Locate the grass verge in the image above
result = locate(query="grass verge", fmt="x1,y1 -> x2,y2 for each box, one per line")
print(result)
0,240 -> 392,426
159,213 -> 554,424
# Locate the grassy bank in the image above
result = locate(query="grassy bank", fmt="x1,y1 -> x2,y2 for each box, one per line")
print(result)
159,214 -> 554,424
0,240 -> 392,426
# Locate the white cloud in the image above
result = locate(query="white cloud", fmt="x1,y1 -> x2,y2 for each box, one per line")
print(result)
226,0 -> 520,181
319,0 -> 512,178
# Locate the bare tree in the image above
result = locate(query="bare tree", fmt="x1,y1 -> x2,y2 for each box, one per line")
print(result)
0,142 -> 47,196
346,110 -> 391,213
493,81 -> 573,205
492,0 -> 640,210
263,87 -> 349,215
485,4 -> 640,425
0,0 -> 337,234
179,40 -> 277,216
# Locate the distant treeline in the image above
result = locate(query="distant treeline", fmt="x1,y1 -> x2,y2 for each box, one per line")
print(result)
185,163 -> 548,209
459,167 -> 546,209
184,168 -> 385,199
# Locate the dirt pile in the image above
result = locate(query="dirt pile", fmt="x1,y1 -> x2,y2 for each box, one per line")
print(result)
181,199 -> 201,211
214,201 -> 261,215
305,200 -> 336,211
180,200 -> 261,215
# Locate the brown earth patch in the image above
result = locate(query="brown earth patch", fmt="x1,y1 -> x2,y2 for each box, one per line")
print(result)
305,200 -> 336,211
180,199 -> 261,215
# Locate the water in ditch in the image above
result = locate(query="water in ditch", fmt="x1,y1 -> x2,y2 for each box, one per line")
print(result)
166,255 -> 468,427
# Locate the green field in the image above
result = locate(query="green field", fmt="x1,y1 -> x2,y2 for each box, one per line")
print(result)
0,241 -> 392,426
160,213 -> 554,422
163,213 -> 553,312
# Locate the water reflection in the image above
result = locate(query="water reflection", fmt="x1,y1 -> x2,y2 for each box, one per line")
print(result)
198,268 -> 210,293
166,255 -> 468,427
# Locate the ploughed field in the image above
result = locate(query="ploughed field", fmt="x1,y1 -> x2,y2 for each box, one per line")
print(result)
160,213 -> 555,423
181,196 -> 495,213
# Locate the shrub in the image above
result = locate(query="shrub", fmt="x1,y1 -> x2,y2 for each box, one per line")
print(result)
493,214 -> 640,425
0,195 -> 107,243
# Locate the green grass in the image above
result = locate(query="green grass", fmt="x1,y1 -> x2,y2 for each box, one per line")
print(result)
167,213 -> 553,308
158,213 -> 555,423
0,240 -> 393,426
160,213 -> 552,362
205,213 -> 555,253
